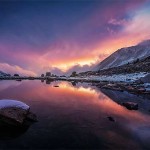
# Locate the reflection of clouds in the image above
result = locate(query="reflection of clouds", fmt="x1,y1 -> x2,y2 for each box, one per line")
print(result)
51,81 -> 99,95
0,80 -> 21,92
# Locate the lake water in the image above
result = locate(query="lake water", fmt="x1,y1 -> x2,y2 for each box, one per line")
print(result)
0,80 -> 150,149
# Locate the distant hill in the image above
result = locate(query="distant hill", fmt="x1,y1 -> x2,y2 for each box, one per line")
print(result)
95,39 -> 150,71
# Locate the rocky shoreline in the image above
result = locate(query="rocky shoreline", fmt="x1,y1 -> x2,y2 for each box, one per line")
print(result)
0,73 -> 150,95
91,81 -> 150,95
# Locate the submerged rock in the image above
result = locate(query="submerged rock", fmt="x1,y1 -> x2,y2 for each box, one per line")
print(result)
0,99 -> 37,126
54,85 -> 59,87
107,116 -> 115,122
122,102 -> 138,110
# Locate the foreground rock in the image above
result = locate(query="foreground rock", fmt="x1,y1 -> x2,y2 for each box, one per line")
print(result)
0,99 -> 37,126
122,102 -> 138,110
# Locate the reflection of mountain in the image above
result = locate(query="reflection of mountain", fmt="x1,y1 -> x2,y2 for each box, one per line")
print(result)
95,39 -> 150,71
100,89 -> 150,114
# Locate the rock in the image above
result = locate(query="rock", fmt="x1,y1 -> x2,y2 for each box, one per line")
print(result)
14,74 -> 19,77
125,86 -> 137,93
0,99 -> 36,126
137,87 -> 146,93
135,79 -> 144,84
0,107 -> 28,125
122,102 -> 138,110
126,86 -> 135,91
107,116 -> 115,122
102,83 -> 123,92
139,74 -> 150,83
26,112 -> 38,122
54,85 -> 59,87
71,81 -> 77,86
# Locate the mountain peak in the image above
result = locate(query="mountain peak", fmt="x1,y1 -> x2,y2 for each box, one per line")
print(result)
95,39 -> 150,70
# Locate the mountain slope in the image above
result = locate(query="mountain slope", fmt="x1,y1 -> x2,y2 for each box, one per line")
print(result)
95,39 -> 150,70
79,55 -> 150,77
0,71 -> 10,77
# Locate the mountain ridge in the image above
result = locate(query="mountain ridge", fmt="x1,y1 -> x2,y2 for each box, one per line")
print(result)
95,39 -> 150,71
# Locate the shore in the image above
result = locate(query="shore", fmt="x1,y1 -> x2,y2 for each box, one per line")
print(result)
0,74 -> 150,95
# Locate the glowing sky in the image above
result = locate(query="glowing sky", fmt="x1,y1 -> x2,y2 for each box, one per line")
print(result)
0,0 -> 150,76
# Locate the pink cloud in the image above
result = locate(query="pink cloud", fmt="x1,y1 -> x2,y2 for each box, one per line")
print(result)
108,18 -> 129,26
0,0 -> 149,76
0,63 -> 36,76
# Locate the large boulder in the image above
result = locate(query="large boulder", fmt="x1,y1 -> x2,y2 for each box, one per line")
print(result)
0,99 -> 37,126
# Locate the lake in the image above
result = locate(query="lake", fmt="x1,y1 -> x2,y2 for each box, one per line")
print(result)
0,80 -> 150,149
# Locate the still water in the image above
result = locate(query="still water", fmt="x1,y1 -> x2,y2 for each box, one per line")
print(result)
0,80 -> 150,149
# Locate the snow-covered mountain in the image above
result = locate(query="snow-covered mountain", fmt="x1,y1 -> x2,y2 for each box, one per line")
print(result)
95,39 -> 150,70
0,71 -> 10,77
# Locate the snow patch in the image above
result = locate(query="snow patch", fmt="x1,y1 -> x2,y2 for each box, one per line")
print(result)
87,72 -> 148,82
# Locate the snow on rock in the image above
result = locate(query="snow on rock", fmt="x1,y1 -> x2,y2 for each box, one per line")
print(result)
87,72 -> 148,82
0,99 -> 30,125
0,99 -> 29,110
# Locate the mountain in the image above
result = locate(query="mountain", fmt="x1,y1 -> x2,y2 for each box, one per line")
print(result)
78,55 -> 150,76
95,39 -> 150,71
0,71 -> 10,77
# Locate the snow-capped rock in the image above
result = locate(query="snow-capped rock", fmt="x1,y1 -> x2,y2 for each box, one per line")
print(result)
95,39 -> 150,70
0,99 -> 37,126
0,100 -> 29,110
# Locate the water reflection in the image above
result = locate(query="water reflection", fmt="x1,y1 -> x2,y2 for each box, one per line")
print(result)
100,88 -> 150,114
0,80 -> 149,149
0,123 -> 29,140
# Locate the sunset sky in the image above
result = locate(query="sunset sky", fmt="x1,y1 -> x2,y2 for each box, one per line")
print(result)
0,0 -> 150,76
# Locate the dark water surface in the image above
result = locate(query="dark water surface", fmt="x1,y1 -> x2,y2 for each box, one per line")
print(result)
0,80 -> 150,149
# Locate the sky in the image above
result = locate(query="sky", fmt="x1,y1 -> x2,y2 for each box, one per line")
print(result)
0,0 -> 150,76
